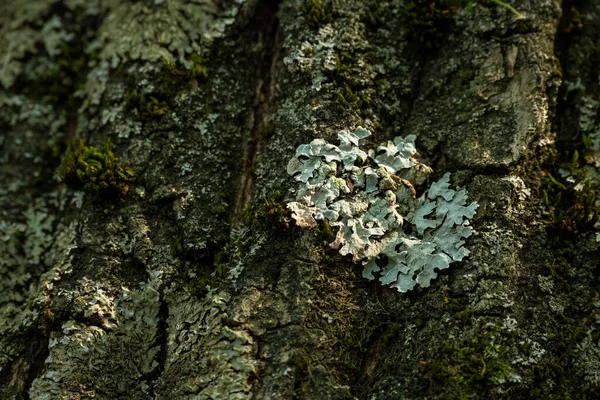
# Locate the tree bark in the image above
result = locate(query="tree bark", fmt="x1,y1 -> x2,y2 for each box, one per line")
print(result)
1,0 -> 599,399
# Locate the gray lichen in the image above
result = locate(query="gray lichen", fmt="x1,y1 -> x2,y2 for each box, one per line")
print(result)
95,0 -> 246,69
287,127 -> 477,292
30,274 -> 162,399
154,288 -> 258,400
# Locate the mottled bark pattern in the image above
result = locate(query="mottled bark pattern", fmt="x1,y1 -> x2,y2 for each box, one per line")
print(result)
1,0 -> 599,399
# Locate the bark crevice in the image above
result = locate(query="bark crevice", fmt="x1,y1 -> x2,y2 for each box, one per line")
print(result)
233,0 -> 284,222
146,293 -> 169,397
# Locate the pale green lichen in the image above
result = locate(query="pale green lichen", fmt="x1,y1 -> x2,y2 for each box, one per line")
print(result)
287,127 -> 477,292
29,273 -> 163,399
80,0 -> 247,111
153,288 -> 258,399
283,25 -> 338,91
0,193 -> 78,377
575,94 -> 600,167
95,0 -> 246,68
225,226 -> 266,281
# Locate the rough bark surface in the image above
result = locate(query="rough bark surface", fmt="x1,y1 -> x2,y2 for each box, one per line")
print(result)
1,0 -> 599,399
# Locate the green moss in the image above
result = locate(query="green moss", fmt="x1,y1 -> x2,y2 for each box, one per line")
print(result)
300,0 -> 332,28
125,90 -> 170,117
541,172 -> 599,236
335,83 -> 368,111
420,328 -> 512,399
457,68 -> 476,87
58,138 -> 135,197
456,307 -> 476,323
314,218 -> 335,243
241,191 -> 291,227
539,113 -> 600,233
333,51 -> 361,86
544,254 -> 574,279
258,123 -> 275,139
188,275 -> 223,298
170,231 -> 184,258
380,323 -> 401,345
292,351 -> 312,396
213,243 -> 231,279
326,49 -> 371,115
160,54 -> 209,84
529,327 -> 593,399
213,204 -> 228,215
362,3 -> 383,30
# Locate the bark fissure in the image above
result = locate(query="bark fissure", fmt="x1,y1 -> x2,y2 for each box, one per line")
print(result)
21,332 -> 51,400
233,0 -> 283,222
146,293 -> 169,396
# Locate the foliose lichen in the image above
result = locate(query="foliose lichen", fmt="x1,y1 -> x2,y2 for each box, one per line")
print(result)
287,127 -> 478,292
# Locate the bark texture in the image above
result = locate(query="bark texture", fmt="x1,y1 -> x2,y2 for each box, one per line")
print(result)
1,0 -> 599,399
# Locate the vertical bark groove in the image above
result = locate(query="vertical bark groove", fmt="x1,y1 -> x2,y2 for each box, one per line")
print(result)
233,0 -> 284,222
145,295 -> 169,397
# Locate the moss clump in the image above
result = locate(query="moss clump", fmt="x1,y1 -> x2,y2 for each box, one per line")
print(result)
187,272 -> 223,298
125,90 -> 170,117
362,3 -> 383,30
170,231 -> 184,258
58,138 -> 135,196
314,218 -> 335,243
173,259 -> 223,298
529,327 -> 593,399
325,49 -> 372,115
420,329 -> 512,399
258,123 -> 275,140
333,50 -> 361,86
335,83 -> 369,112
329,50 -> 370,114
544,253 -> 575,279
241,191 -> 291,227
543,175 -> 598,234
300,0 -> 332,28
541,152 -> 599,235
160,54 -> 209,84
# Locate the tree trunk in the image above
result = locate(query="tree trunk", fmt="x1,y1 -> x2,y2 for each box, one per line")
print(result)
1,0 -> 599,399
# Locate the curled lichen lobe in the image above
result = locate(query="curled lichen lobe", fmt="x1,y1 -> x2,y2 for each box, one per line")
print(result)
58,138 -> 135,196
286,127 -> 478,292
